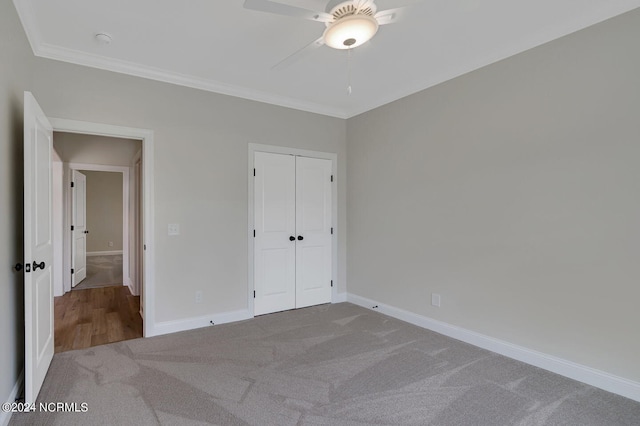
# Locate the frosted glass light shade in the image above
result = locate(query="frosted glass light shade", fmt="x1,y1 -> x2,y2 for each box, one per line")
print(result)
323,15 -> 379,49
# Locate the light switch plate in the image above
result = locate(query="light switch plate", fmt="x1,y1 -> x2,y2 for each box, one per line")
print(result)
431,293 -> 441,307
168,223 -> 180,236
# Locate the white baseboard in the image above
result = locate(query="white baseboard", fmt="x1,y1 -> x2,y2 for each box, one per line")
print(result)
151,309 -> 253,337
124,277 -> 136,296
1,369 -> 24,426
334,292 -> 347,303
86,250 -> 123,257
346,293 -> 640,403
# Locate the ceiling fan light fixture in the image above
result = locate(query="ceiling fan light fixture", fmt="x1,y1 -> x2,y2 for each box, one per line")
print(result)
323,14 -> 378,50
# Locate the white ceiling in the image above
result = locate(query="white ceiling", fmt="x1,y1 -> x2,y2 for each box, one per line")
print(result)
14,0 -> 640,118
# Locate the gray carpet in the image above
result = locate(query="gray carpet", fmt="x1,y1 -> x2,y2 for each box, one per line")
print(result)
10,303 -> 640,425
73,255 -> 123,290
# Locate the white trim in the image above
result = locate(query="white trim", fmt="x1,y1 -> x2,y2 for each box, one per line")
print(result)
49,118 -> 155,337
24,41 -> 346,119
86,250 -> 124,257
125,277 -> 134,296
11,0 -> 41,56
1,369 -> 24,426
153,310 -> 252,336
52,158 -> 64,297
131,149 -> 143,296
346,293 -> 640,403
14,0 -> 640,119
334,292 -> 347,303
248,143 -> 339,317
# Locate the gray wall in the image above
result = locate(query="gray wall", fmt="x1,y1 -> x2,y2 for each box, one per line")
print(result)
3,0 -> 640,407
0,0 -> 34,410
83,171 -> 124,252
347,9 -> 640,382
1,0 -> 347,405
28,38 -> 348,324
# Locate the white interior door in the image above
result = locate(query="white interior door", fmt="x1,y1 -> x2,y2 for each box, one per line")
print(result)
23,91 -> 55,404
254,152 -> 296,315
295,156 -> 332,308
72,170 -> 87,286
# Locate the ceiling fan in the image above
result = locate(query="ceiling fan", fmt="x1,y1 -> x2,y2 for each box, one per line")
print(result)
243,0 -> 408,69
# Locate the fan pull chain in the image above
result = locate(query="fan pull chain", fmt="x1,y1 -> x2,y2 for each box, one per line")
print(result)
347,47 -> 353,95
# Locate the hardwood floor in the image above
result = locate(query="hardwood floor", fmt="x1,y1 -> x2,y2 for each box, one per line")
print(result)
54,285 -> 142,353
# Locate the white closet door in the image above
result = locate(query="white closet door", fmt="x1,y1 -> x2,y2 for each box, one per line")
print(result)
295,156 -> 332,309
254,152 -> 296,315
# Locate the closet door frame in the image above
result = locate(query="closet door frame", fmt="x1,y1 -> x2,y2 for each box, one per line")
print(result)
248,143 -> 338,317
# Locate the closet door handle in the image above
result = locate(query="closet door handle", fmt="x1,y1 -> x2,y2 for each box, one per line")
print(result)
297,235 -> 304,241
32,261 -> 45,271
289,236 -> 295,241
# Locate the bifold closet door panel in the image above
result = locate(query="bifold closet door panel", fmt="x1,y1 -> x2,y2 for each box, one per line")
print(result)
295,156 -> 332,309
254,152 -> 296,315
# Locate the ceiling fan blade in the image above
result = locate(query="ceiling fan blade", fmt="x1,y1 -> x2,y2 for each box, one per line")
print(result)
374,7 -> 405,25
271,37 -> 325,71
243,0 -> 333,23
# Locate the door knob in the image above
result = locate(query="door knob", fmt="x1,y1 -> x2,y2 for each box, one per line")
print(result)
84,230 -> 89,234
32,261 -> 45,271
297,235 -> 304,241
289,236 -> 295,241
14,263 -> 23,272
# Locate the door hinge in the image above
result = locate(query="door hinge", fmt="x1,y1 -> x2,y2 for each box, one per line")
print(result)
331,227 -> 333,235
253,229 -> 256,237
71,268 -> 74,274
71,181 -> 75,188
253,168 -> 256,177
253,290 -> 256,298
144,244 -> 146,250
71,225 -> 74,231
331,280 -> 333,287
331,175 -> 334,182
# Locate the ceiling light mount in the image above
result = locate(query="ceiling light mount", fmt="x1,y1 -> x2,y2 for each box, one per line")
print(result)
328,0 -> 377,20
323,14 -> 379,50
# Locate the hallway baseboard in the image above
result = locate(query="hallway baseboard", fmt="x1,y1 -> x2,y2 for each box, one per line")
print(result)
87,250 -> 123,257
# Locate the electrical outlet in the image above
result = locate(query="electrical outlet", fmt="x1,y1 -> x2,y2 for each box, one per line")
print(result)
431,293 -> 441,307
168,223 -> 180,236
108,241 -> 114,247
195,291 -> 203,304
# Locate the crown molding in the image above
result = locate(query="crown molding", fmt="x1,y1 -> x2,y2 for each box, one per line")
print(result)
35,43 -> 349,119
13,0 -> 640,121
12,0 -> 42,54
12,1 -> 347,118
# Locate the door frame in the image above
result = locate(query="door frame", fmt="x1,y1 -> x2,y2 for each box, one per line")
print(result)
49,118 -> 156,337
248,143 -> 338,316
65,164 -> 130,292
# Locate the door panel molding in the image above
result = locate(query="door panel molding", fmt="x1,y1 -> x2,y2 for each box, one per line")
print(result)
248,143 -> 338,317
24,91 -> 54,404
254,152 -> 296,315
